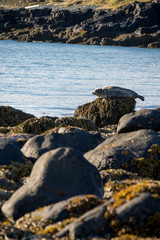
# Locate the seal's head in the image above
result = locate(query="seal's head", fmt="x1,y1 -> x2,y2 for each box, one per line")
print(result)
92,88 -> 104,97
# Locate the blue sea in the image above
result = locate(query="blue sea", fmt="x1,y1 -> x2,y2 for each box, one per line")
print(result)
0,40 -> 160,117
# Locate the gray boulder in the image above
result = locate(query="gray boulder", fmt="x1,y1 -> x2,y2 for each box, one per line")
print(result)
0,139 -> 24,165
84,129 -> 160,171
21,131 -> 104,161
117,108 -> 160,134
2,147 -> 103,221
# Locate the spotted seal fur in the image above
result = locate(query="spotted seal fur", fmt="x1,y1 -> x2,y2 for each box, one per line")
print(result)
92,86 -> 145,101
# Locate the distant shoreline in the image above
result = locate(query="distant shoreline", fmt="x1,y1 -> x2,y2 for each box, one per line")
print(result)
0,1 -> 160,48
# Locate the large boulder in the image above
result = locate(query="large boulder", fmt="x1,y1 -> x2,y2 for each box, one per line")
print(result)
84,129 -> 160,172
21,131 -> 104,161
1,147 -> 103,221
74,97 -> 136,127
0,139 -> 24,165
0,106 -> 35,127
117,108 -> 160,134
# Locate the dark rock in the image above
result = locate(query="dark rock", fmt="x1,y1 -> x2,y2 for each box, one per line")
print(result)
21,131 -> 104,160
29,8 -> 52,18
10,116 -> 57,134
1,147 -> 103,221
74,97 -> 136,127
117,108 -> 160,134
0,139 -> 24,165
84,129 -> 160,171
0,106 -> 35,127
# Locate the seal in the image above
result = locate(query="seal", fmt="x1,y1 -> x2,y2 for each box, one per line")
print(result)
92,86 -> 145,101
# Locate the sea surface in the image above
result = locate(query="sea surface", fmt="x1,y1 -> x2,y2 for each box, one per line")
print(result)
0,40 -> 160,117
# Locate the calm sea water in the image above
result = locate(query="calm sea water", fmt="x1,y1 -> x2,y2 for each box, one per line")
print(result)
0,40 -> 160,117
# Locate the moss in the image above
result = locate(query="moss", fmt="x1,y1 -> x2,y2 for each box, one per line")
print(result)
39,217 -> 76,235
66,194 -> 102,217
131,144 -> 160,179
2,159 -> 33,183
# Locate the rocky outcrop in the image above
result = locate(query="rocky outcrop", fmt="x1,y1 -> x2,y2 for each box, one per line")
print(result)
0,1 -> 160,48
1,106 -> 160,239
74,97 -> 136,127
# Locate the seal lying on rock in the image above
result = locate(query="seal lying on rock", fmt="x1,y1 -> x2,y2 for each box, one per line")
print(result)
92,86 -> 145,101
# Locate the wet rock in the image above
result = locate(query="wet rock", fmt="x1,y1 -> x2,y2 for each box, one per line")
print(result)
74,97 -> 136,127
10,116 -> 57,135
21,131 -> 104,161
0,139 -> 24,165
117,108 -> 160,134
1,147 -> 103,221
54,116 -> 98,131
84,129 -> 160,171
0,106 -> 35,127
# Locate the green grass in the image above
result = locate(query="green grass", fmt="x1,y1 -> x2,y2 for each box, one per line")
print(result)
0,0 -> 156,9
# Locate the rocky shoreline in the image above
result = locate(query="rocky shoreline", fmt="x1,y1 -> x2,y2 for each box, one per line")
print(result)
0,1 -> 160,48
1,95 -> 160,239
